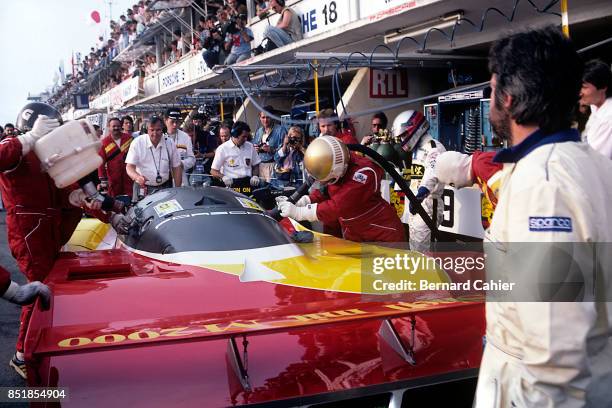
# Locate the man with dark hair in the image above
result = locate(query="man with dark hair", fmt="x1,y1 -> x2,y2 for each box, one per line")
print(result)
361,112 -> 388,145
3,123 -> 16,137
474,26 -> 612,407
261,0 -> 302,51
580,59 -> 612,159
211,121 -> 260,187
98,117 -> 133,196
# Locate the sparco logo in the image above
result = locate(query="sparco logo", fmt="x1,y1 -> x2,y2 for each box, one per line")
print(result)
528,216 -> 572,232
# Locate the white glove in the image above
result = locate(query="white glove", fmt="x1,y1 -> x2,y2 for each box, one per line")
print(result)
111,213 -> 132,234
250,176 -> 260,187
3,281 -> 51,310
275,195 -> 289,205
275,195 -> 311,207
18,115 -> 60,155
222,176 -> 233,187
278,201 -> 318,222
295,195 -> 311,207
31,115 -> 60,139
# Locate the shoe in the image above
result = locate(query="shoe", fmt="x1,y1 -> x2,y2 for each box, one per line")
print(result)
9,354 -> 27,379
253,45 -> 264,56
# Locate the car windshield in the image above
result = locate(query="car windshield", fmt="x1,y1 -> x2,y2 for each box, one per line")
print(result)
121,187 -> 293,254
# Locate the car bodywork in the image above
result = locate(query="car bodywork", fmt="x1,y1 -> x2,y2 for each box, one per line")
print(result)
25,187 -> 485,407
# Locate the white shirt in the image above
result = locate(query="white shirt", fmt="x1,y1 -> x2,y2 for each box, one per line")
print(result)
211,139 -> 261,179
125,134 -> 181,186
475,137 -> 612,407
166,129 -> 195,186
583,97 -> 612,159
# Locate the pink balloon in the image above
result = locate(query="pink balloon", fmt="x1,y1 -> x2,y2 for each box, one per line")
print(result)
91,10 -> 101,24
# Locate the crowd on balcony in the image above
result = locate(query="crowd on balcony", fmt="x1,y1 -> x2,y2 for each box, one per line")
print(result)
46,0 -> 303,114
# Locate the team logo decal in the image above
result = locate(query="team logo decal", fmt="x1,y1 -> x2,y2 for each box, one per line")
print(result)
353,172 -> 368,184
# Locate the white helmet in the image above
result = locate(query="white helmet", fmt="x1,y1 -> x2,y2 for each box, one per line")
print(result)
304,136 -> 350,184
392,110 -> 430,152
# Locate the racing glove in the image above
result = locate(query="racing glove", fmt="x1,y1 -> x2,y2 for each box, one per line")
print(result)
275,195 -> 311,207
18,115 -> 60,155
409,186 -> 430,215
2,281 -> 51,310
250,176 -> 260,187
278,201 -> 318,222
222,176 -> 233,187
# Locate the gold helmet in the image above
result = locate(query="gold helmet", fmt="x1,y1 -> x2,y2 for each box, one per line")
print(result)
304,136 -> 350,184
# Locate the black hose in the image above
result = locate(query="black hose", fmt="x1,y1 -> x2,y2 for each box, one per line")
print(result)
267,182 -> 311,221
346,144 -> 438,240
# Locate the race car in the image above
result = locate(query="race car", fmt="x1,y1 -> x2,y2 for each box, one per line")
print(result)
25,186 -> 485,407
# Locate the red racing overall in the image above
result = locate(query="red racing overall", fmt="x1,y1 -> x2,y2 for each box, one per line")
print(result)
0,137 -> 83,352
98,133 -> 133,197
310,153 -> 405,242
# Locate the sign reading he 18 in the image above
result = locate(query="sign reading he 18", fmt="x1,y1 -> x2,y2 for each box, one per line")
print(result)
299,0 -> 343,36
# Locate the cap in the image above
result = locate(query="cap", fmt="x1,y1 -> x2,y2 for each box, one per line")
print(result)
166,108 -> 182,120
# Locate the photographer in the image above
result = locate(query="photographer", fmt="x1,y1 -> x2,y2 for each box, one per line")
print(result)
224,14 -> 253,65
201,20 -> 225,69
273,126 -> 306,187
252,106 -> 286,182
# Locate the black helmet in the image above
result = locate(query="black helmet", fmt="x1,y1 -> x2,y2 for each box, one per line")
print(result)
15,102 -> 62,132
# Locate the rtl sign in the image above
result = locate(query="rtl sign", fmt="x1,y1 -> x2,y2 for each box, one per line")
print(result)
369,69 -> 408,98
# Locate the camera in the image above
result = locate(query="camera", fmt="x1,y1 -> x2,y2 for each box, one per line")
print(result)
288,137 -> 299,145
226,14 -> 247,35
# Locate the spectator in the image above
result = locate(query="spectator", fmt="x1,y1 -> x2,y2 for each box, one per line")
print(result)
164,109 -> 195,186
3,123 -> 16,138
218,123 -> 231,143
125,115 -> 182,196
255,0 -> 270,18
580,59 -> 612,159
98,117 -> 134,197
361,112 -> 388,145
259,0 -> 302,53
195,125 -> 219,174
174,29 -> 187,56
317,108 -> 358,144
211,121 -> 261,187
202,26 -> 224,68
252,106 -> 286,182
224,14 -> 253,65
274,126 -> 305,187
122,116 -> 140,138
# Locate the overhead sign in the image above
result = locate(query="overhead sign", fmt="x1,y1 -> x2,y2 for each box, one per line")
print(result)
369,69 -> 408,98
73,94 -> 90,109
159,59 -> 190,92
251,0 -> 353,46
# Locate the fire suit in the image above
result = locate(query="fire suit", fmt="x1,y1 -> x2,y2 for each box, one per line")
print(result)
309,153 -> 405,242
0,137 -> 84,352
475,129 -> 612,407
583,97 -> 612,159
98,133 -> 133,196
337,129 -> 358,145
405,134 -> 446,252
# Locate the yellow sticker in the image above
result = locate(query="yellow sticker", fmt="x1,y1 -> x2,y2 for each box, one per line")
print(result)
154,199 -> 184,217
236,197 -> 263,211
